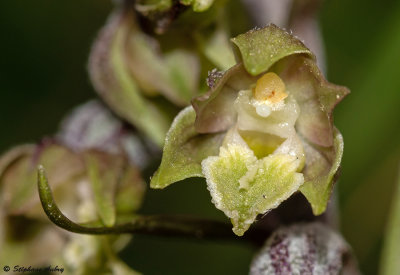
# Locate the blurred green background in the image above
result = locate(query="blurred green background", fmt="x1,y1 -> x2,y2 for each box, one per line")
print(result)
1,0 -> 399,274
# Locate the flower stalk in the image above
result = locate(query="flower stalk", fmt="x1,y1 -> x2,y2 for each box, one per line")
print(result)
38,166 -> 269,243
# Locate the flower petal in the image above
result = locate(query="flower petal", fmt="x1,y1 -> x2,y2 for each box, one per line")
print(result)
192,64 -> 258,133
276,55 -> 349,147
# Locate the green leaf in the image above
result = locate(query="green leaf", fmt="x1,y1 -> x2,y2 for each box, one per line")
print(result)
202,140 -> 303,236
299,128 -> 344,215
379,167 -> 400,275
231,24 -> 313,76
151,106 -> 224,189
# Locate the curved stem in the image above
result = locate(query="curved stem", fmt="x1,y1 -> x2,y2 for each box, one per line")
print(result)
38,166 -> 269,244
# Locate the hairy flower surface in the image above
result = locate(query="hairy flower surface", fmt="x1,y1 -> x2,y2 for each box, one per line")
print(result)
151,25 -> 349,235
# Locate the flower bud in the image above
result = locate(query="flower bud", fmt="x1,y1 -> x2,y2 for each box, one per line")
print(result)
0,103 -> 146,272
250,223 -> 360,275
89,1 -> 235,146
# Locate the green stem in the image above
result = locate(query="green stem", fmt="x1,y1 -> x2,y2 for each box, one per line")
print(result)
38,166 -> 268,244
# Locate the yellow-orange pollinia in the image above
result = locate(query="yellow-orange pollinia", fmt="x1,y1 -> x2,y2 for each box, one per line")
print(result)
252,72 -> 288,117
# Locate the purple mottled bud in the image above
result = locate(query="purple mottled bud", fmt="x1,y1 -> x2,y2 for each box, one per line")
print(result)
57,100 -> 153,169
250,223 -> 360,275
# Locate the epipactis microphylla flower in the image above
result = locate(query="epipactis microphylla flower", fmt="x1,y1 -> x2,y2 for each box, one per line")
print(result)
151,25 -> 349,236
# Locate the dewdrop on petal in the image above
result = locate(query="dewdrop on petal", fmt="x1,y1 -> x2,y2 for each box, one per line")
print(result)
252,72 -> 288,117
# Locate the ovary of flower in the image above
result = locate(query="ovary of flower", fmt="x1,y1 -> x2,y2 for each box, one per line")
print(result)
252,72 -> 288,118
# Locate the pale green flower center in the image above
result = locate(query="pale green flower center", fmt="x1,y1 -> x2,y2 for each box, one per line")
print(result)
200,72 -> 307,235
232,72 -> 303,161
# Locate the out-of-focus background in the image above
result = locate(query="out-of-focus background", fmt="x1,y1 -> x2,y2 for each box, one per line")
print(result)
1,0 -> 399,274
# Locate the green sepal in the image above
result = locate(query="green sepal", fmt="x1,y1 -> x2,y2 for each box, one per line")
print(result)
231,24 -> 313,76
151,106 -> 224,189
300,128 -> 344,215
